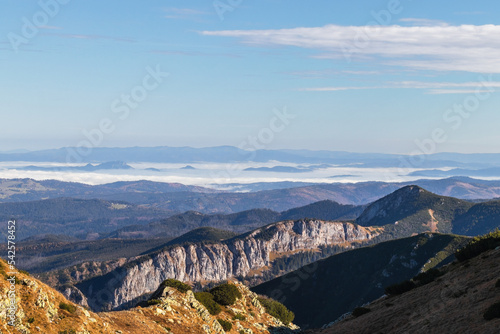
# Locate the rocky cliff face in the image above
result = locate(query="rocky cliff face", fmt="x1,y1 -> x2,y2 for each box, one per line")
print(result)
76,219 -> 377,311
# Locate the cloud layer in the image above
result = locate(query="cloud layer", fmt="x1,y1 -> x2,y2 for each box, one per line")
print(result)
202,24 -> 500,73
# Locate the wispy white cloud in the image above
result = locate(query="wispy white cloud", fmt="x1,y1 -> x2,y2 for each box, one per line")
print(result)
299,86 -> 376,92
201,24 -> 500,73
426,89 -> 493,95
399,18 -> 449,27
39,25 -> 62,30
152,50 -> 201,56
151,50 -> 241,58
298,80 -> 500,94
42,32 -> 135,43
164,7 -> 209,20
286,69 -> 382,78
454,11 -> 486,15
394,81 -> 500,89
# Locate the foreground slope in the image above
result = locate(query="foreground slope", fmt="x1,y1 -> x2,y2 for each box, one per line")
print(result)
0,259 -> 298,333
252,233 -> 469,329
311,247 -> 500,334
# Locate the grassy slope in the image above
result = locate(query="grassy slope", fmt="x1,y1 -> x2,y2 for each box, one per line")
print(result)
252,233 -> 469,329
312,247 -> 500,334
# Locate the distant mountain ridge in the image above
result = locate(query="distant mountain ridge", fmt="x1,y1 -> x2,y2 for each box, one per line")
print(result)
5,146 -> 500,167
109,200 -> 364,239
0,197 -> 172,241
410,166 -> 500,178
19,161 -> 134,171
3,177 -> 500,215
0,178 -> 215,203
280,200 -> 364,221
356,185 -> 500,236
142,227 -> 238,254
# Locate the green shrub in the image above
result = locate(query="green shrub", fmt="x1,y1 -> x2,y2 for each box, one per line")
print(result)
257,297 -> 295,325
147,299 -> 162,306
483,302 -> 500,320
352,307 -> 371,317
217,319 -> 232,331
455,230 -> 500,262
385,280 -> 416,295
19,269 -> 30,276
413,268 -> 443,286
233,313 -> 246,321
194,292 -> 221,315
210,283 -> 242,306
161,279 -> 192,293
59,302 -> 77,314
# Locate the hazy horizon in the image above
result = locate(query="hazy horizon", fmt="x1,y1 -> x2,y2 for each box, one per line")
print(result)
4,144 -> 500,156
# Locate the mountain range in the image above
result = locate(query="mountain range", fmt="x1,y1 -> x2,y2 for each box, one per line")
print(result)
356,185 -> 500,237
410,166 -> 500,178
3,177 -> 500,214
2,232 -> 499,333
0,197 -> 172,241
2,177 -> 500,333
46,187 -> 500,306
18,161 -> 134,172
108,200 -> 364,239
4,146 -> 500,168
0,200 -> 364,276
3,185 -> 499,314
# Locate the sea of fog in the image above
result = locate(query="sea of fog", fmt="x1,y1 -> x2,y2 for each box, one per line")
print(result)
0,161 -> 479,190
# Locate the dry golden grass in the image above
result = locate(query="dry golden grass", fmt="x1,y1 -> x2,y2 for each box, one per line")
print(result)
308,248 -> 500,334
0,259 -> 297,334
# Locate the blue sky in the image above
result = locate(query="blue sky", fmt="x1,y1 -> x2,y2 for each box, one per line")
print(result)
1,0 -> 500,154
